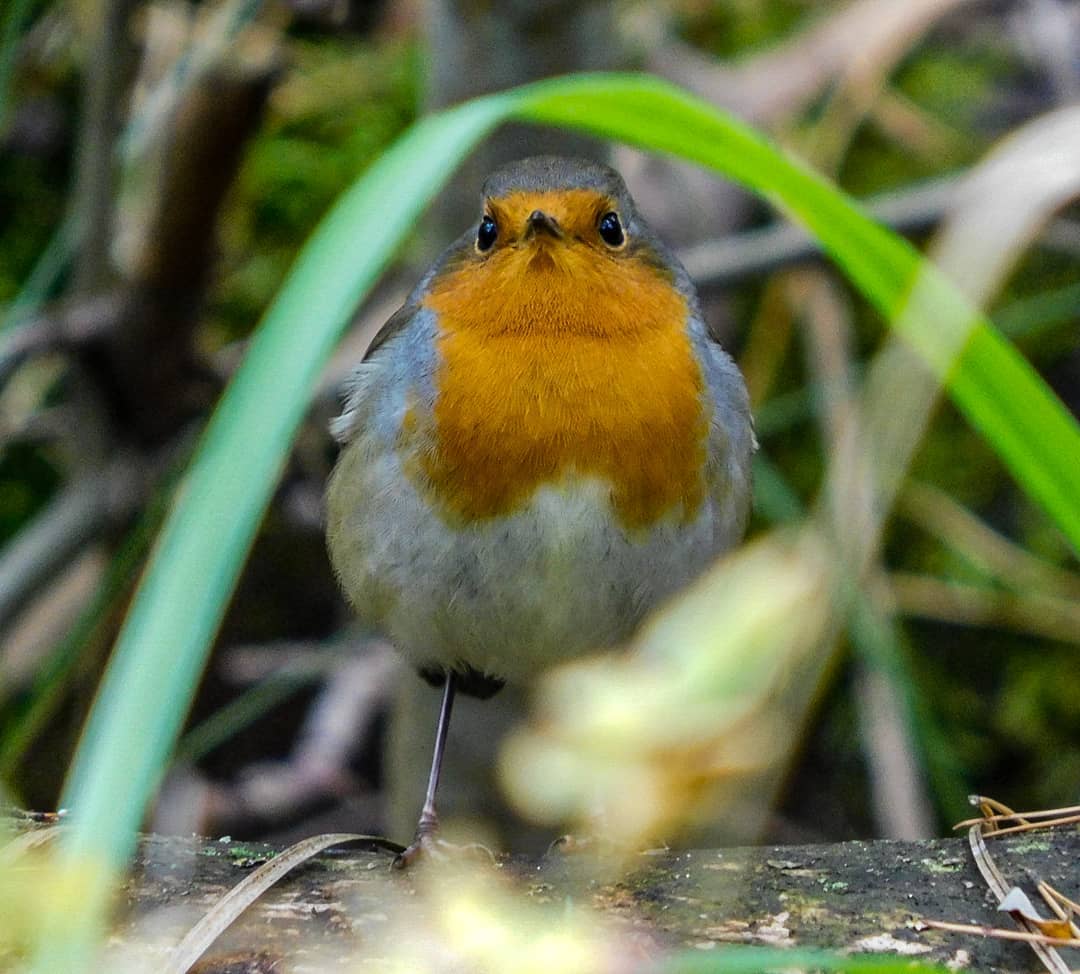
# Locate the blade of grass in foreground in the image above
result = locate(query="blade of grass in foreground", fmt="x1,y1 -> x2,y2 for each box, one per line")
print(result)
655,946 -> 951,974
26,99 -> 508,971
31,73 -> 1080,971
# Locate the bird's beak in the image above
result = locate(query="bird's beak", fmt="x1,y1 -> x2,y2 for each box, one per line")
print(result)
524,209 -> 562,240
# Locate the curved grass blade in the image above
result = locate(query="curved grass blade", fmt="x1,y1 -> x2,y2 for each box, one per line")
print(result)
163,833 -> 401,974
507,74 -> 1080,550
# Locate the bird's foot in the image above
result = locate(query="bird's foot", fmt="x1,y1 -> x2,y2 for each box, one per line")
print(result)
392,827 -> 496,870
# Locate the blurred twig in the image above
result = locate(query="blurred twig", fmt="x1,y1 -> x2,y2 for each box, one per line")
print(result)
0,461 -> 140,634
0,485 -> 169,780
683,170 -> 1080,292
796,0 -> 974,172
70,0 -> 140,296
794,269 -> 935,839
0,294 -> 124,391
862,104 -> 1080,540
681,176 -> 962,287
647,0 -> 978,125
1010,0 -> 1080,103
899,482 -> 1080,602
891,573 -> 1080,645
1,549 -> 106,692
870,89 -> 971,163
854,645 -> 936,839
122,0 -> 267,161
0,3 -> 283,636
166,643 -> 399,835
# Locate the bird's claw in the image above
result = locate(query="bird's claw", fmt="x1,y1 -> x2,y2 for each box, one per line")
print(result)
392,832 -> 496,870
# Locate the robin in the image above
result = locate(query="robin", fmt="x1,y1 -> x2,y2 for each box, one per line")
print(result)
326,155 -> 755,865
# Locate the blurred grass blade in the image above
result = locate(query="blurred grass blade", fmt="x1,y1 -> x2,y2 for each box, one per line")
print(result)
657,946 -> 952,973
34,73 -> 1080,971
997,281 -> 1080,339
174,668 -> 316,764
0,0 -> 33,133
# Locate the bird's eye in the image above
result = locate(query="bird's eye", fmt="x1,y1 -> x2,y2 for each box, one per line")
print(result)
598,211 -> 625,247
477,214 -> 498,252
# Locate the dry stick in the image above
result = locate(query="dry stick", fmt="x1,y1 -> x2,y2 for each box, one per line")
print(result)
889,573 -> 1080,647
1038,882 -> 1080,923
962,814 -> 1080,838
797,0 -> 976,174
1036,882 -> 1079,933
793,270 -> 934,840
976,795 -> 1025,820
966,821 -> 1072,974
954,803 -> 1080,829
919,919 -> 1080,950
684,177 -> 1080,290
649,0 -> 975,124
686,1 -> 979,844
3,14 -> 277,646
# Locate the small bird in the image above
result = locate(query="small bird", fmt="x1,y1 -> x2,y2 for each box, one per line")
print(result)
326,156 -> 754,864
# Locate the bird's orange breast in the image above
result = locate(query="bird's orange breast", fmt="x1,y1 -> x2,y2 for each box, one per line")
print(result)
406,238 -> 708,530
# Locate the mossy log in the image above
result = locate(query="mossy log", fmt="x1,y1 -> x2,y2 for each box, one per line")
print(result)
18,824 -> 1080,972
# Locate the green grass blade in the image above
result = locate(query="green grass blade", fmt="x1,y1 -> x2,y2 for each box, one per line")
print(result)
996,281 -> 1080,338
505,73 -> 1080,550
31,99 -> 504,971
174,668 -> 318,764
33,72 -> 1080,971
655,945 -> 951,973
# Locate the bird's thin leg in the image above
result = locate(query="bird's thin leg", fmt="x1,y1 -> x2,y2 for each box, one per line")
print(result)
417,671 -> 456,838
394,672 -> 456,867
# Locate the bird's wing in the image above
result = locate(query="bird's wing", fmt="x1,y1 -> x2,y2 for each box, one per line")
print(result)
330,301 -> 418,444
362,300 -> 417,363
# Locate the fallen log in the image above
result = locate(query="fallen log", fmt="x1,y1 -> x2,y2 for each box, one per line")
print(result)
10,821 -> 1079,972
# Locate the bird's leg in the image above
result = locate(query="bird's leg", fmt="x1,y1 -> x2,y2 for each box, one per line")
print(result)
393,671 -> 456,868
416,670 -> 456,840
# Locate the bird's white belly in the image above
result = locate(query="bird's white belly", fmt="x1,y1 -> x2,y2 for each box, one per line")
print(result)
326,440 -> 722,683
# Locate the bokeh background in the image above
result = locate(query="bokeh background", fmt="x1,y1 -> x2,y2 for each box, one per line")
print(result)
1,0 -> 1079,856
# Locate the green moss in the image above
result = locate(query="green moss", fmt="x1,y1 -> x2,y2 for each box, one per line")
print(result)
1005,838 -> 1052,854
920,858 -> 963,875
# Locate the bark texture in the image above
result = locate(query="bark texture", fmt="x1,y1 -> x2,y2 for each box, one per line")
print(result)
16,825 -> 1073,972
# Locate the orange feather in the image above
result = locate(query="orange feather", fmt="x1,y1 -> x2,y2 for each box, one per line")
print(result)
404,190 -> 708,531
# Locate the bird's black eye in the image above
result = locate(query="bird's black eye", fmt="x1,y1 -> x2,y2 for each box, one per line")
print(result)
477,214 -> 498,252
598,211 -> 625,247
